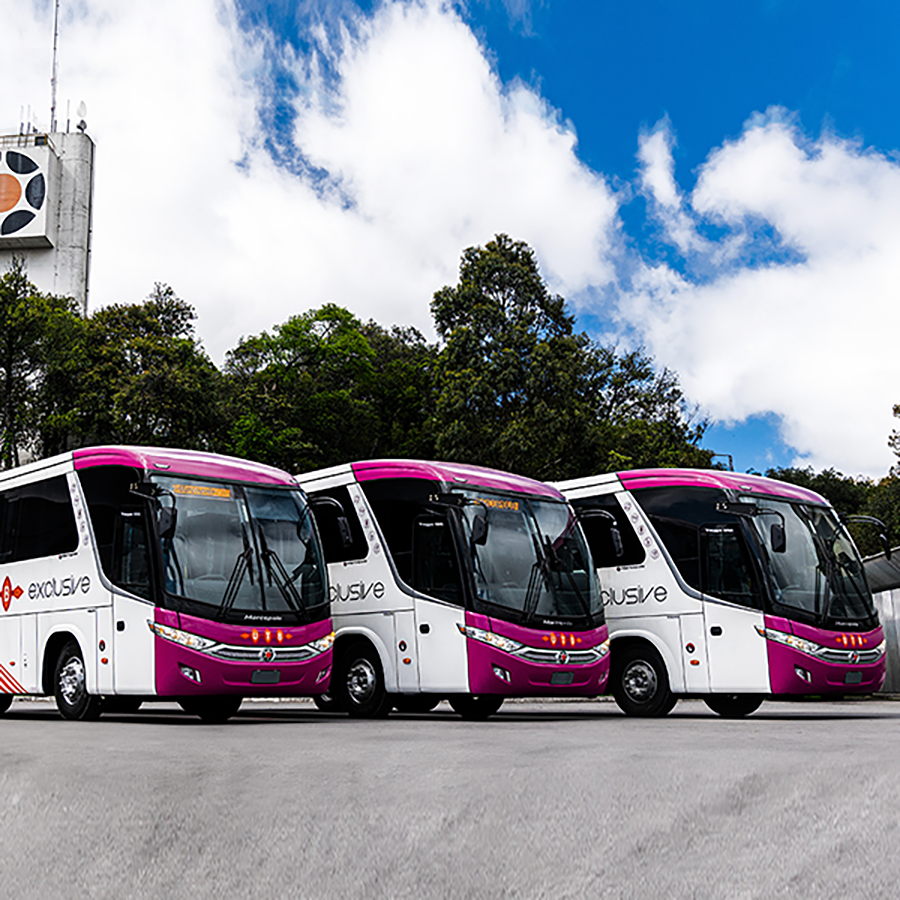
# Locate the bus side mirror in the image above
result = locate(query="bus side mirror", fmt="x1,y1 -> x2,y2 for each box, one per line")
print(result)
471,513 -> 488,546
310,496 -> 354,548
577,508 -> 624,559
336,516 -> 353,549
158,507 -> 177,540
770,522 -> 786,554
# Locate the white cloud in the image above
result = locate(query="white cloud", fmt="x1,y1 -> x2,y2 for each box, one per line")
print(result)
0,0 -> 619,362
4,4 -> 899,477
625,110 -> 900,476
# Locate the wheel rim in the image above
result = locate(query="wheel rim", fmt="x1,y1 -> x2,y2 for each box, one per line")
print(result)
622,660 -> 657,703
58,656 -> 85,706
346,658 -> 377,705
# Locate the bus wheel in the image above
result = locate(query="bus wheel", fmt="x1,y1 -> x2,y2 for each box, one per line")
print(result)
448,694 -> 504,720
612,644 -> 674,718
393,695 -> 440,713
54,640 -> 103,721
313,691 -> 342,712
336,642 -> 392,718
0,694 -> 12,715
179,696 -> 243,723
704,694 -> 763,718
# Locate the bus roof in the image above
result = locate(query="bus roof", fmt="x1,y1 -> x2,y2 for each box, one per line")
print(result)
616,468 -> 828,505
349,459 -> 564,500
72,446 -> 295,486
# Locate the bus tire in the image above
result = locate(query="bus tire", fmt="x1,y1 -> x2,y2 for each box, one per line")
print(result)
54,640 -> 103,721
611,643 -> 675,718
393,695 -> 440,713
178,696 -> 243,723
335,641 -> 392,719
704,694 -> 764,718
313,691 -> 342,712
0,694 -> 12,715
448,694 -> 504,720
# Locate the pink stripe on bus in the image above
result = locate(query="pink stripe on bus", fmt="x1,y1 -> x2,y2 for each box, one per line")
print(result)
73,446 -> 294,486
350,459 -> 563,499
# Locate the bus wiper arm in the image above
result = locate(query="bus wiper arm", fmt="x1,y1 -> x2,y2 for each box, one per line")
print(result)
218,548 -> 253,618
522,534 -> 552,622
544,537 -> 593,621
256,526 -> 304,615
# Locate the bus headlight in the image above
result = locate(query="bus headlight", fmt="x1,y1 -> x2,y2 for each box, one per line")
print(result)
148,621 -> 216,652
598,639 -> 611,658
309,632 -> 336,654
457,623 -> 523,653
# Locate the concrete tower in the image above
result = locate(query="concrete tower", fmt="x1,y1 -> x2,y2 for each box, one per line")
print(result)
0,130 -> 95,312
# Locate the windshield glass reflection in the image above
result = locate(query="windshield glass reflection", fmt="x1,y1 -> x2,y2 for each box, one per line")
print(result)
460,491 -> 602,623
153,477 -> 326,617
748,498 -> 874,622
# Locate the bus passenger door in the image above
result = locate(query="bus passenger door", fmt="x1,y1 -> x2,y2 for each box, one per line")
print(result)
700,524 -> 770,693
409,513 -> 468,693
703,602 -> 768,692
415,599 -> 467,692
113,594 -> 155,694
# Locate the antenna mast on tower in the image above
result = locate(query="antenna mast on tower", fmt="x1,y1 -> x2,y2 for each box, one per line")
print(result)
50,0 -> 60,132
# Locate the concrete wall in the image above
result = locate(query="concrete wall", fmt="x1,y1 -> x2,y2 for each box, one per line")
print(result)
873,590 -> 900,693
0,132 -> 94,312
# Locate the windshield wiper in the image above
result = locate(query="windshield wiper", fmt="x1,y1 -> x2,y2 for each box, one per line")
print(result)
256,524 -> 305,616
216,522 -> 255,619
522,534 -> 552,623
542,534 -> 593,621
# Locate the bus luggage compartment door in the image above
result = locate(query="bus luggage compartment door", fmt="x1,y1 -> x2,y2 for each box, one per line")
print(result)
679,613 -> 710,693
393,609 -> 420,692
0,616 -> 23,695
703,602 -> 769,693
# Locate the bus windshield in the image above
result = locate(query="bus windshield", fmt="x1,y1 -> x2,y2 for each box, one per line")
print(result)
459,490 -> 603,625
153,477 -> 327,621
747,498 -> 875,623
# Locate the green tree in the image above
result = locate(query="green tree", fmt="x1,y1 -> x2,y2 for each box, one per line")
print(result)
763,465 -> 900,556
38,284 -> 224,452
359,321 -> 436,460
224,304 -> 378,472
431,234 -> 712,480
0,257 -> 80,468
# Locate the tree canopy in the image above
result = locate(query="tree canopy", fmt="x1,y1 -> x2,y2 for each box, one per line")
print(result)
431,234 -> 712,479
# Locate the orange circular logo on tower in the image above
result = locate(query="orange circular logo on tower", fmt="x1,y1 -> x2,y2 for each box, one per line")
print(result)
0,174 -> 21,212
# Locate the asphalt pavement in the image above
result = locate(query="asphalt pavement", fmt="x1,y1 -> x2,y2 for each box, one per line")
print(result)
2,696 -> 899,899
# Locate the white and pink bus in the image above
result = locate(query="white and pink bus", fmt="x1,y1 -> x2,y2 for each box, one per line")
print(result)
0,446 -> 333,722
557,468 -> 886,717
296,460 -> 609,719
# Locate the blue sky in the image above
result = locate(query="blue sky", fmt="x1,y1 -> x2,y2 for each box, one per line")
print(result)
3,0 -> 900,477
238,0 -> 900,476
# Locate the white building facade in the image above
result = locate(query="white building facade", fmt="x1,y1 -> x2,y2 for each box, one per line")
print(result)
0,131 -> 94,312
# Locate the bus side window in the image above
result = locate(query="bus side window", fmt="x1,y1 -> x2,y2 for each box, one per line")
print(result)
78,466 -> 151,600
411,514 -> 462,606
651,518 -> 701,591
701,525 -> 761,609
0,475 -> 79,563
309,487 -> 368,564
573,495 -> 646,568
361,478 -> 465,605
